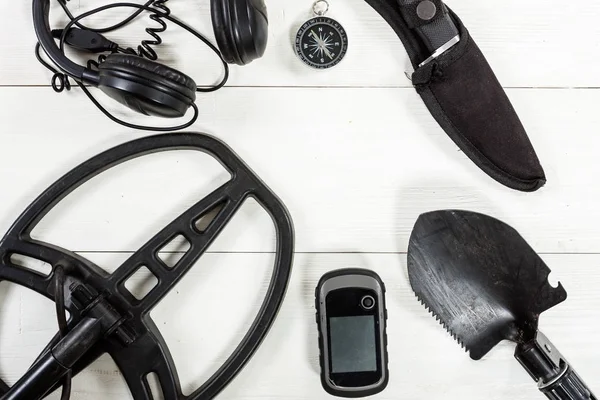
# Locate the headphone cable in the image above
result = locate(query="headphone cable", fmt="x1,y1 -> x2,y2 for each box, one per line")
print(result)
127,0 -> 171,60
80,84 -> 201,131
37,0 -> 229,131
36,42 -> 201,131
57,0 -> 154,33
58,2 -> 230,92
60,0 -> 172,62
35,43 -> 71,93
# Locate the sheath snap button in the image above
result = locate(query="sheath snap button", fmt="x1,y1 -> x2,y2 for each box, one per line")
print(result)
416,0 -> 437,21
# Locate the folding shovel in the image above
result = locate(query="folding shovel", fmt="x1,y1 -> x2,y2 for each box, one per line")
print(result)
407,210 -> 596,399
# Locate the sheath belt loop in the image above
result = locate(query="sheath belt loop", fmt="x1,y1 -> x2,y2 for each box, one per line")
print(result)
397,0 -> 446,29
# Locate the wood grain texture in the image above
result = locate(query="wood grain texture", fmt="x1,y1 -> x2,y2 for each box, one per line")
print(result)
0,0 -> 599,398
2,0 -> 600,87
0,253 -> 598,399
0,87 -> 599,253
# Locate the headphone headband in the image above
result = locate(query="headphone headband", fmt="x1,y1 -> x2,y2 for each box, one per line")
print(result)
33,0 -> 99,84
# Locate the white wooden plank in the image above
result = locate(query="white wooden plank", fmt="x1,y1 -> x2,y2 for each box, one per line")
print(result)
0,87 -> 599,254
0,252 -> 598,399
2,0 -> 599,87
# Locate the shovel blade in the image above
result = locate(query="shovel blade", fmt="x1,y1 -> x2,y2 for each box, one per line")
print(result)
407,210 -> 567,360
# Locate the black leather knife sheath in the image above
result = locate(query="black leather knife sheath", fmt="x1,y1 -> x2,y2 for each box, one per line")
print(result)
365,0 -> 547,192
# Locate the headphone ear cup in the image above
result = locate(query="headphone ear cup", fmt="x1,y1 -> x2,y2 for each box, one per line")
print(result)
212,0 -> 268,66
212,0 -> 241,65
97,54 -> 197,118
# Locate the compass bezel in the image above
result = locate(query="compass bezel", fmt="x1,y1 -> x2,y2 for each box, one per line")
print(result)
294,16 -> 349,69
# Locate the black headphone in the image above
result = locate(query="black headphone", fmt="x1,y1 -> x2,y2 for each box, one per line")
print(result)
33,0 -> 268,122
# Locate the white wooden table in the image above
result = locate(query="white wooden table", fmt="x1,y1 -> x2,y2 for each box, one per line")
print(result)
0,1 -> 598,399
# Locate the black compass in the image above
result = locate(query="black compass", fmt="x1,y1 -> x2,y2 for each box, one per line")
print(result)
294,3 -> 348,70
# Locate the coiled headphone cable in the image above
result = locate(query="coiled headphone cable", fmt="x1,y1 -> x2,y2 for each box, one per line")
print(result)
35,0 -> 229,131
129,0 -> 171,60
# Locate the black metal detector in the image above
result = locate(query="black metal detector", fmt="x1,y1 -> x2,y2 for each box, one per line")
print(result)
0,133 -> 295,400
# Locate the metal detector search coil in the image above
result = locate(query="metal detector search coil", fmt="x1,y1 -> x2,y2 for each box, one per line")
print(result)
0,133 -> 295,400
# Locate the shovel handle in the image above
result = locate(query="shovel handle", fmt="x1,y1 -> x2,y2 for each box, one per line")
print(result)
539,368 -> 597,400
515,332 -> 596,400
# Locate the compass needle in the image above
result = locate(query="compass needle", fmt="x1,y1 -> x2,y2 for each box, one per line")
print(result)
294,1 -> 347,69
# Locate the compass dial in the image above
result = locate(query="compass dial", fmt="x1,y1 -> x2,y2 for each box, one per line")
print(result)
295,17 -> 348,69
